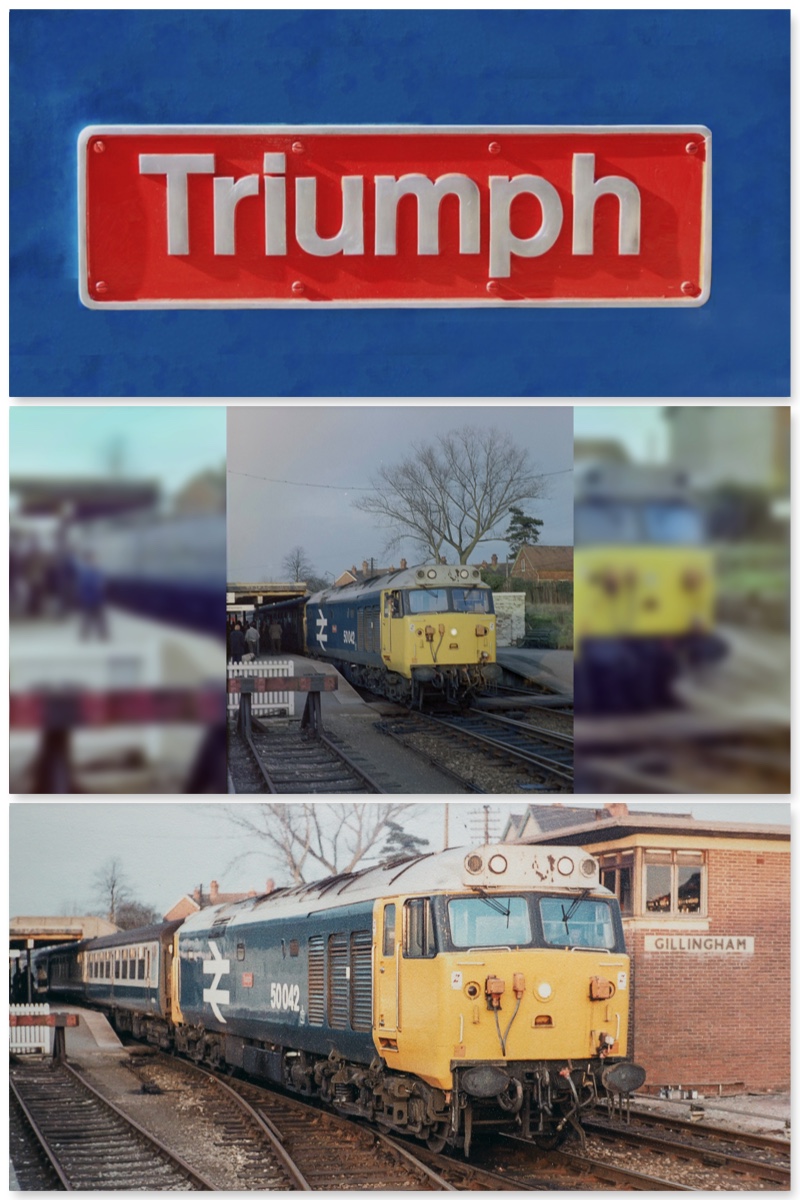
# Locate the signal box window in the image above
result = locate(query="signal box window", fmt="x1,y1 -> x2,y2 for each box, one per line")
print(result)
645,850 -> 704,915
383,904 -> 396,956
405,898 -> 436,958
599,852 -> 634,915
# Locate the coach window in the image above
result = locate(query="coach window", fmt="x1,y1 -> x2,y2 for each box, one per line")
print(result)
138,957 -> 146,980
383,904 -> 396,955
404,898 -> 436,958
645,850 -> 705,916
599,852 -> 634,915
114,955 -> 120,979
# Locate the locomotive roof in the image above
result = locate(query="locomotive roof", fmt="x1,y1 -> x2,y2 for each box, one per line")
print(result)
179,843 -> 608,936
308,562 -> 487,605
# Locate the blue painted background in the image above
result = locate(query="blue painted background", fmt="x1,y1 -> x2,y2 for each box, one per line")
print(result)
10,10 -> 789,397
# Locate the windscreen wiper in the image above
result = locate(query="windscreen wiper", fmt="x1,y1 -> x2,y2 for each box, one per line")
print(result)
476,889 -> 512,918
560,889 -> 591,935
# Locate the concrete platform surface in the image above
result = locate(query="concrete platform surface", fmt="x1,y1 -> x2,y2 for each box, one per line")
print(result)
497,647 -> 573,697
631,1091 -> 791,1138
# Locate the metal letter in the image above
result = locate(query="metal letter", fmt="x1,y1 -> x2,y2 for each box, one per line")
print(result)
375,173 -> 480,255
572,153 -> 641,256
295,176 -> 364,256
139,153 -> 216,255
489,175 -> 563,278
213,175 -> 260,255
264,153 -> 287,256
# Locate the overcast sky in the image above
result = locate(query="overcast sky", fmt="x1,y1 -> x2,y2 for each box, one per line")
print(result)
10,405 -> 225,498
10,801 -> 790,920
574,404 -> 667,462
227,403 -> 573,581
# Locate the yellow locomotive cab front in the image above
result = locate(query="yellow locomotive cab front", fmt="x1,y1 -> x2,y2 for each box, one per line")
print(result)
371,846 -> 644,1153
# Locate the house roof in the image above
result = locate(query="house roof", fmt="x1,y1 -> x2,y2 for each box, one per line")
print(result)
512,545 -> 574,572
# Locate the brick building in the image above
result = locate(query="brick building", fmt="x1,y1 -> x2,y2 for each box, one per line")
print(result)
164,879 -> 275,922
504,805 -> 790,1094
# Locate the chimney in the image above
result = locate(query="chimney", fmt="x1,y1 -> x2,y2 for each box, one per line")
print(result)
491,554 -> 498,566
210,879 -> 219,902
192,885 -> 201,904
605,803 -> 629,819
362,560 -> 369,574
400,558 -> 407,570
265,878 -> 275,894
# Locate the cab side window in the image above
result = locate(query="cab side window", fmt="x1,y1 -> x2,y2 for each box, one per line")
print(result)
383,904 -> 396,955
404,898 -> 436,958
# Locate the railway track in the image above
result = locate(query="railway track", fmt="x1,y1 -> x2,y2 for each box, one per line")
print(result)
232,715 -> 386,793
584,1110 -> 791,1188
9,1056 -> 216,1190
142,1052 -> 453,1190
379,708 -> 573,791
575,730 -> 790,795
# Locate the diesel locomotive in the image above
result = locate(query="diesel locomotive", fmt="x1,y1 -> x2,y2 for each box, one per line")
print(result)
574,461 -> 725,713
269,562 -> 502,705
33,843 -> 645,1154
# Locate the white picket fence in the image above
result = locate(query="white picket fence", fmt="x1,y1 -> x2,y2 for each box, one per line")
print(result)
10,1003 -> 52,1055
227,659 -> 296,717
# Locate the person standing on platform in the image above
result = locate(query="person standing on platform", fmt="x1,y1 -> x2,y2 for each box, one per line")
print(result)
269,619 -> 282,654
229,622 -> 246,663
76,552 -> 108,640
245,621 -> 260,660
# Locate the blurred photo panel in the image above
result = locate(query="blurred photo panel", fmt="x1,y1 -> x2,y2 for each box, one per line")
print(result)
9,406 -> 227,794
573,405 -> 789,794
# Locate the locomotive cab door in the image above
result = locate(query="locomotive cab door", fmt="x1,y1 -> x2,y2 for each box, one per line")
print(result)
381,590 -> 402,668
375,902 -> 399,1040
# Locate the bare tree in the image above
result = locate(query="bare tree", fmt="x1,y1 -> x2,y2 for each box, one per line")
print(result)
353,427 -> 545,564
92,857 -> 132,925
115,900 -> 162,931
282,545 -> 315,582
224,803 -> 418,885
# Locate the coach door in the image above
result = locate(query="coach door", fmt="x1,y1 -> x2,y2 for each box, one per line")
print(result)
376,902 -> 400,1039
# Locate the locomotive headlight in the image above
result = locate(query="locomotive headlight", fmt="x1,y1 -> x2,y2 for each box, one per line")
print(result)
465,853 -> 483,874
488,854 -> 508,875
427,569 -> 437,579
450,627 -> 458,636
536,982 -> 553,1000
580,857 -> 597,878
558,856 -> 575,876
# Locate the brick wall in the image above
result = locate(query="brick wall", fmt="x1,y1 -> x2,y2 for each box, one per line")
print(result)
625,847 -> 790,1094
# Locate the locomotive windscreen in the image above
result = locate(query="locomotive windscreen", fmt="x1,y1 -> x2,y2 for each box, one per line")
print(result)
575,498 -> 704,545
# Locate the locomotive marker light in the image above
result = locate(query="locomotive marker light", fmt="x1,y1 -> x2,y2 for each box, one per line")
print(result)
78,125 -> 711,307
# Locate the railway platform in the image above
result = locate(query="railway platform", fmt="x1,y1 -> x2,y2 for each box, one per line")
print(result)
10,607 -> 224,792
497,647 -> 573,698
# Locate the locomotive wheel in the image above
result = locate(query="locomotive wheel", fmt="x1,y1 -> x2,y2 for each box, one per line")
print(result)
426,1122 -> 449,1153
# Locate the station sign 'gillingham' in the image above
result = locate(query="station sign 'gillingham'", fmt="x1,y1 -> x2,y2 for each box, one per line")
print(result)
78,125 -> 711,309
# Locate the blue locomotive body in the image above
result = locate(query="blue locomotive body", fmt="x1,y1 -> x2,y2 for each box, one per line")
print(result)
176,898 -> 375,1076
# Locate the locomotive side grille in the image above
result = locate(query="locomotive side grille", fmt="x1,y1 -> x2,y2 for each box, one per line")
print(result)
308,935 -> 325,1026
350,929 -> 373,1031
357,608 -> 365,651
328,932 -> 349,1029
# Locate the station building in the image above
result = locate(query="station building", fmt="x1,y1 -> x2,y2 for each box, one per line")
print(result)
504,804 -> 790,1095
